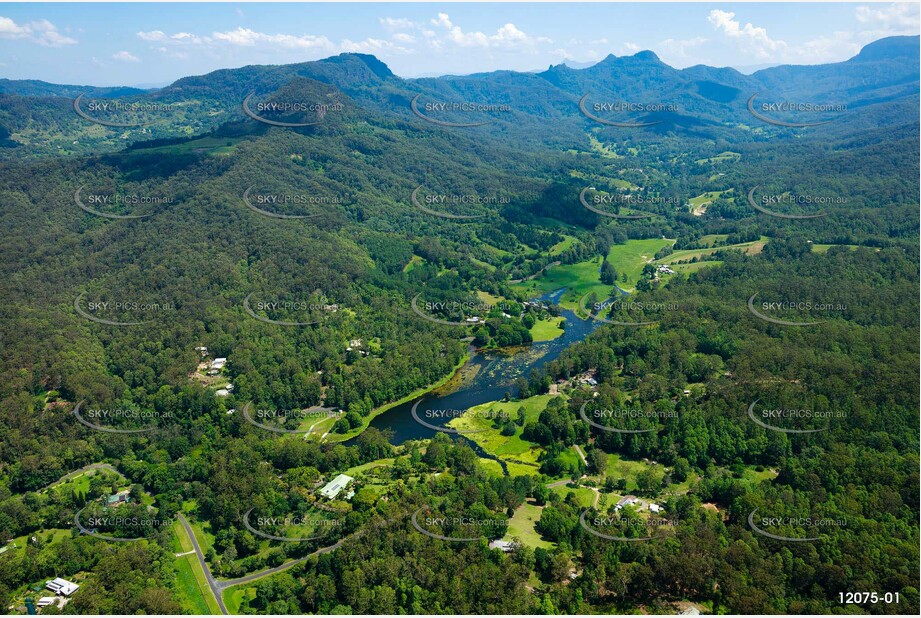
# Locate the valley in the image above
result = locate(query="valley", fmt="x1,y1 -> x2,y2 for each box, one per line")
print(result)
0,16 -> 918,617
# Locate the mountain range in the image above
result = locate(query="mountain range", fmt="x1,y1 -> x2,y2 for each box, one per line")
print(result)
0,35 -> 917,158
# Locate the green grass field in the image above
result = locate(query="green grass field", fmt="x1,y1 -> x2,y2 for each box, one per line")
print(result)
529,316 -> 565,342
450,394 -> 561,478
699,234 -> 729,247
549,485 -> 596,508
403,255 -> 425,272
688,189 -> 733,215
694,151 -> 741,164
672,261 -> 723,274
656,237 -> 768,265
811,243 -> 864,254
171,520 -> 220,615
512,238 -> 675,305
606,238 -> 674,288
504,502 -> 554,549
224,585 -> 257,614
548,235 -> 577,256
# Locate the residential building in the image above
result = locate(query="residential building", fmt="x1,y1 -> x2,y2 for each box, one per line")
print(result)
319,474 -> 354,500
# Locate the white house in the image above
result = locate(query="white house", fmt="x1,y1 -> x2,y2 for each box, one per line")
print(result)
649,503 -> 662,514
46,578 -> 79,596
319,474 -> 353,500
211,358 -> 227,370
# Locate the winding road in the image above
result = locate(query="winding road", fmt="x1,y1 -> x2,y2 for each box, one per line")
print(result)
177,513 -> 360,614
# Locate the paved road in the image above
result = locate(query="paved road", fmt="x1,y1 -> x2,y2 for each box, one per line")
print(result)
573,444 -> 588,467
177,514 -> 228,615
220,533 -> 357,588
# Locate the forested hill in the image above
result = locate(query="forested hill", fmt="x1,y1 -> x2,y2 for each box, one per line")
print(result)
0,35 -> 918,157
0,30 -> 917,617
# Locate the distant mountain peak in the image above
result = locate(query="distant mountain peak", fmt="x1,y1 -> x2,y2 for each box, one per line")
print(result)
853,35 -> 920,62
322,53 -> 395,80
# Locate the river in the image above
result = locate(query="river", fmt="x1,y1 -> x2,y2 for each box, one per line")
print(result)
360,289 -> 606,458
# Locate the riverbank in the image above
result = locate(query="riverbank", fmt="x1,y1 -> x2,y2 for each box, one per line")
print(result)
324,351 -> 471,443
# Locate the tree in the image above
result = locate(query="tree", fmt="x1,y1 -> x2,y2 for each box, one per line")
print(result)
600,259 -> 618,285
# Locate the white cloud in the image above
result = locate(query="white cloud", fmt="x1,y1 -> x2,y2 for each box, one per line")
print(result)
855,3 -> 920,31
657,36 -> 709,65
393,32 -> 416,44
112,50 -> 140,62
0,16 -> 76,47
211,27 -> 333,50
429,13 -> 551,50
431,13 -> 453,29
380,17 -> 416,30
707,9 -> 787,59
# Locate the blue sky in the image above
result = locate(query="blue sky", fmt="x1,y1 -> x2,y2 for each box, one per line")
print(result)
1,3 -> 918,86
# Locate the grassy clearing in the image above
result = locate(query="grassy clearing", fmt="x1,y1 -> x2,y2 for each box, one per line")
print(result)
174,554 -> 215,615
811,243 -> 862,254
470,256 -> 496,272
403,255 -> 425,272
672,261 -> 723,274
171,520 -> 220,615
450,395 -> 560,478
694,151 -> 741,164
699,234 -> 729,247
345,458 -> 395,476
688,189 -> 733,215
224,586 -> 257,614
656,237 -> 768,265
606,238 -> 675,288
548,235 -> 577,256
512,238 -> 674,305
549,485 -> 596,508
504,502 -> 554,549
529,316 -> 565,342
